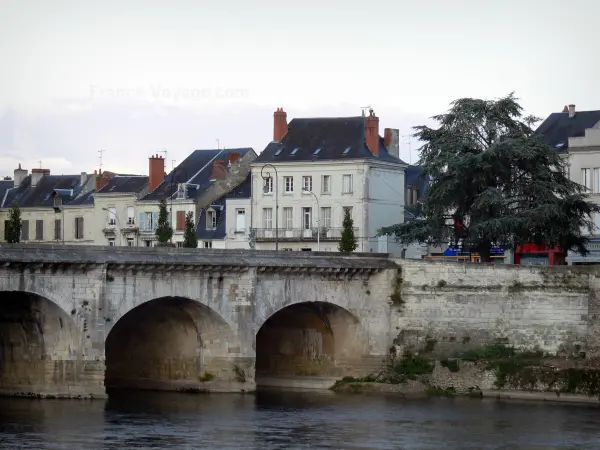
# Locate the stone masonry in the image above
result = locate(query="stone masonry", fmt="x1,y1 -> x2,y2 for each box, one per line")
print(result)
0,244 -> 397,398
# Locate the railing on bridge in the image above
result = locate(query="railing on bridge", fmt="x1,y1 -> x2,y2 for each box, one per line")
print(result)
252,227 -> 359,242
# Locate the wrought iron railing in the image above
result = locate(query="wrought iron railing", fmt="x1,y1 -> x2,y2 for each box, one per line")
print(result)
252,227 -> 358,241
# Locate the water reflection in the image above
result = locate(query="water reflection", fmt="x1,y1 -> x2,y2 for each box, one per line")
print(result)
0,390 -> 598,449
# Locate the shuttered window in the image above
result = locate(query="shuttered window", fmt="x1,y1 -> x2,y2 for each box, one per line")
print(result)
54,219 -> 62,241
35,220 -> 43,240
176,210 -> 186,231
3,220 -> 9,241
75,217 -> 84,239
21,220 -> 29,241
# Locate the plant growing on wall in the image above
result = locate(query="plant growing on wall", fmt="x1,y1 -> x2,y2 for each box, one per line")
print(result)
155,198 -> 173,245
339,208 -> 358,252
378,93 -> 600,262
5,201 -> 21,243
183,212 -> 198,248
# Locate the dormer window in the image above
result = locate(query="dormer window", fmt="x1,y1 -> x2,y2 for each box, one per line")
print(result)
177,184 -> 186,199
53,195 -> 62,208
290,148 -> 299,155
206,209 -> 217,229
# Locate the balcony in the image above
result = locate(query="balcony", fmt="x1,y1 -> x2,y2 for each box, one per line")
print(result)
252,227 -> 358,242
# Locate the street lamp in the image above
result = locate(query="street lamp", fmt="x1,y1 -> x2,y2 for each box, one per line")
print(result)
102,207 -> 122,246
302,189 -> 320,252
261,164 -> 278,251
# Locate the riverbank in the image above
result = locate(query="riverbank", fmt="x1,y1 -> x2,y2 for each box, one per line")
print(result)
330,343 -> 600,406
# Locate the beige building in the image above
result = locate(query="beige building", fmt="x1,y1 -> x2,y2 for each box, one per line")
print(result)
250,108 -> 407,254
0,165 -> 96,244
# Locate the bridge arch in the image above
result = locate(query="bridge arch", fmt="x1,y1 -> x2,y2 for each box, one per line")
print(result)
255,301 -> 372,381
0,290 -> 90,397
105,296 -> 239,392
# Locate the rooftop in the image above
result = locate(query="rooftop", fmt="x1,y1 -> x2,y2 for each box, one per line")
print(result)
1,174 -> 88,208
96,175 -> 149,195
535,107 -> 600,153
255,116 -> 407,164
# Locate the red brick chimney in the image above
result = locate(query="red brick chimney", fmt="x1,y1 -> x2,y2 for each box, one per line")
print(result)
273,107 -> 288,142
148,154 -> 165,192
228,152 -> 241,165
95,169 -> 110,191
365,109 -> 380,157
210,160 -> 228,180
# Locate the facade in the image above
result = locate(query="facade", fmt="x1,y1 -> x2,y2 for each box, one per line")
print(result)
536,104 -> 600,265
0,165 -> 97,244
137,148 -> 256,247
250,108 -> 407,254
195,174 -> 252,249
93,174 -> 149,247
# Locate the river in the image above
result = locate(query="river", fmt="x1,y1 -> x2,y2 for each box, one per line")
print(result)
0,389 -> 599,449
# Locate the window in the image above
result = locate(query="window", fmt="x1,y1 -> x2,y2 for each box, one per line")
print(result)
108,207 -> 116,225
303,207 -> 312,230
176,210 -> 186,231
203,241 -> 213,249
35,220 -> 43,240
206,210 -> 217,229
142,212 -> 156,231
290,148 -> 299,155
127,238 -> 134,247
108,238 -> 115,246
144,240 -> 152,247
321,207 -> 331,228
75,217 -> 84,239
302,176 -> 312,192
236,209 -> 246,231
54,219 -> 61,241
263,208 -> 273,229
53,195 -> 62,208
263,177 -> 273,194
582,168 -> 592,191
3,220 -> 8,241
127,206 -> 135,225
283,207 -> 293,229
321,175 -> 331,194
284,176 -> 294,193
282,248 -> 293,251
342,174 -> 353,194
177,184 -> 186,199
594,168 -> 600,193
21,220 -> 29,241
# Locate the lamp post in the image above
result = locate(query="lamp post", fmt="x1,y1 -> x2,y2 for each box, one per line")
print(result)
102,207 -> 123,246
302,189 -> 320,251
261,164 -> 278,251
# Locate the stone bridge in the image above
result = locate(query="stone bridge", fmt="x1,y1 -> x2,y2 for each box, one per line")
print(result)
0,244 -> 399,398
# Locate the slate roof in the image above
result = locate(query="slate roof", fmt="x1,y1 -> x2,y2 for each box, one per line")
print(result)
0,180 -> 13,206
96,175 -> 149,194
535,109 -> 600,153
196,174 -> 252,240
255,117 -> 407,165
68,189 -> 95,206
404,165 -> 429,221
140,148 -> 254,202
1,174 -> 87,208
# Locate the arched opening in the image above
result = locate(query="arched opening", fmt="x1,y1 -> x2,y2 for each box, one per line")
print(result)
0,291 -> 85,397
255,302 -> 370,385
105,296 -> 235,392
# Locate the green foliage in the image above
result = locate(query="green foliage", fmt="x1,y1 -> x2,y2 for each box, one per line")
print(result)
183,211 -> 198,248
387,353 -> 435,383
440,358 -> 460,372
155,198 -> 173,244
378,93 -> 600,261
338,208 -> 358,252
198,372 -> 215,382
232,364 -> 247,383
425,386 -> 456,397
5,201 -> 21,243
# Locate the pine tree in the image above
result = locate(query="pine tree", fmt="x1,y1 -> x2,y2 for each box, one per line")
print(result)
5,201 -> 22,243
379,93 -> 600,261
183,212 -> 198,248
155,198 -> 173,245
338,208 -> 358,252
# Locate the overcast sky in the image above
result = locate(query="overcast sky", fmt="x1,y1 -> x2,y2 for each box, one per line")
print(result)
0,0 -> 598,178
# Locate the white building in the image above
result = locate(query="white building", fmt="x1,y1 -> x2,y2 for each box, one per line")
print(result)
250,108 -> 407,254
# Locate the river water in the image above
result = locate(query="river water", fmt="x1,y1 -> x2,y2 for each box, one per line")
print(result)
0,389 -> 599,449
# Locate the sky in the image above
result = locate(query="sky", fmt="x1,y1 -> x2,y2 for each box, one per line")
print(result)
0,0 -> 598,178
